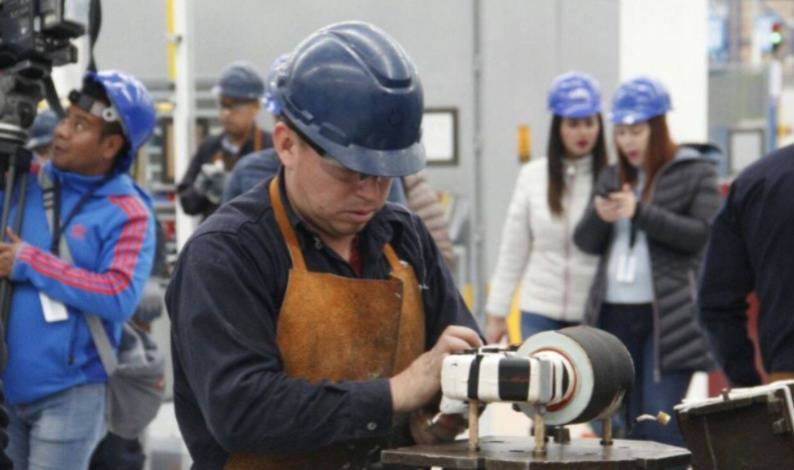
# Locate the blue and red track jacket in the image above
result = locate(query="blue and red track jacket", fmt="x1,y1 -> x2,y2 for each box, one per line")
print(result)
3,162 -> 155,405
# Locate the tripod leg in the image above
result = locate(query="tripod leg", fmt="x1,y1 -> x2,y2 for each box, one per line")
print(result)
0,173 -> 27,321
0,156 -> 18,331
0,380 -> 10,470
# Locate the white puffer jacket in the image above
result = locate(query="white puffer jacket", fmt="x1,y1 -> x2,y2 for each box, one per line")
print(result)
486,156 -> 599,322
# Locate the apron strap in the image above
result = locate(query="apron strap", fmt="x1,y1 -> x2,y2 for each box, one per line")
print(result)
383,243 -> 407,275
269,177 -> 307,271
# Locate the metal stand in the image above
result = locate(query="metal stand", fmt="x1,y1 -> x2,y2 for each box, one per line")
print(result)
381,436 -> 691,469
531,408 -> 546,457
467,400 -> 479,452
600,417 -> 613,446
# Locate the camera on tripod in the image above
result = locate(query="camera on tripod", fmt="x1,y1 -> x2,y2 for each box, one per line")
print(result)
0,0 -> 85,131
0,0 -> 84,76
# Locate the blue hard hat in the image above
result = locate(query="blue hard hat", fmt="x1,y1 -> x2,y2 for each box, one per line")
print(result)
547,72 -> 602,118
214,62 -> 265,101
26,108 -> 59,150
84,71 -> 157,173
275,21 -> 425,177
610,77 -> 672,125
262,54 -> 290,116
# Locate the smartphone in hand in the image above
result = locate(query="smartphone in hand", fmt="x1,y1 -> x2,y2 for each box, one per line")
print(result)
596,185 -> 619,199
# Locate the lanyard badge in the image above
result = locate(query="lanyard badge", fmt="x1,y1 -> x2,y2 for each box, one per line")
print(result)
615,254 -> 637,284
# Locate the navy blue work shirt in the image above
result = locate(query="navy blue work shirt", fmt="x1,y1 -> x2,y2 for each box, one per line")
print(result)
221,148 -> 280,203
699,145 -> 794,386
166,174 -> 480,468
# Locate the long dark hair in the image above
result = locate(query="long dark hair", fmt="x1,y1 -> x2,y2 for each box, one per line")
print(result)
617,115 -> 677,201
546,114 -> 607,216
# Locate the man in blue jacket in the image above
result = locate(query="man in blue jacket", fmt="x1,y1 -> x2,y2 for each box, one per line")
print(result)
0,71 -> 157,469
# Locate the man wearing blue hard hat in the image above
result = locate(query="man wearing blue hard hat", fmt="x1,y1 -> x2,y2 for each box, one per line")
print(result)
26,108 -> 59,171
222,54 -> 288,203
167,21 -> 481,468
0,71 -> 157,469
177,61 -> 274,219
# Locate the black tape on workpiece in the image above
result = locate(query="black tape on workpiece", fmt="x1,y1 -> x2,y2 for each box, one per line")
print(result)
562,365 -> 570,395
467,354 -> 483,400
497,357 -> 530,401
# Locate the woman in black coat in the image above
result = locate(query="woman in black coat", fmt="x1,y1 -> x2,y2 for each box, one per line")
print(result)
574,77 -> 721,447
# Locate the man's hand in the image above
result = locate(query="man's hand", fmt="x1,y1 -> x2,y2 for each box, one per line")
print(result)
484,314 -> 508,344
409,409 -> 468,445
193,161 -> 227,204
0,229 -> 23,279
390,325 -> 482,413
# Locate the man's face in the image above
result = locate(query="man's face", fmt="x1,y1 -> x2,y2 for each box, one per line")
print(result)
52,105 -> 124,175
219,97 -> 260,139
275,123 -> 393,241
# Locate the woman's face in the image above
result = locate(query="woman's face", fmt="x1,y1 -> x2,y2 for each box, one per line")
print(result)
560,116 -> 600,159
614,122 -> 651,167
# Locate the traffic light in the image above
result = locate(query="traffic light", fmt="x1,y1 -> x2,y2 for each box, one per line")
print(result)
771,21 -> 784,53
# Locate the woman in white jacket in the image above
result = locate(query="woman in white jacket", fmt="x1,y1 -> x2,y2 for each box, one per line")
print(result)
485,72 -> 607,343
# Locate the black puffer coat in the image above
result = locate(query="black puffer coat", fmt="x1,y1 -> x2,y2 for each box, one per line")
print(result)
574,144 -> 722,376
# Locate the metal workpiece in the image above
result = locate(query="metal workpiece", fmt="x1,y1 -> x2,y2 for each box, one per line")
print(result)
439,326 -> 636,458
381,436 -> 691,469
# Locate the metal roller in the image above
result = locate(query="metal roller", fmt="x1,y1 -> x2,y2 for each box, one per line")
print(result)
441,326 -> 633,427
515,326 -> 634,425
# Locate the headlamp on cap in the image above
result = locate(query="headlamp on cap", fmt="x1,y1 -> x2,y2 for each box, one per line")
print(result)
68,90 -> 120,124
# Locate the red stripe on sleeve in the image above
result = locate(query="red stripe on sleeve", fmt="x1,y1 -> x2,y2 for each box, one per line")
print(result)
18,195 -> 149,296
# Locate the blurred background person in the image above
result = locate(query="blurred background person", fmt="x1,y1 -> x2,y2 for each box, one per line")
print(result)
89,219 -> 168,470
25,108 -> 59,173
402,170 -> 455,268
574,77 -> 720,447
177,61 -> 273,219
222,55 -> 287,205
484,72 -> 606,344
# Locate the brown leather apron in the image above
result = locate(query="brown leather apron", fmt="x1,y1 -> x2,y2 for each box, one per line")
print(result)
769,371 -> 794,383
213,128 -> 264,171
225,178 -> 426,469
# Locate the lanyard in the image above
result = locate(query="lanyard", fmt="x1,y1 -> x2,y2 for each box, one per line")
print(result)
50,176 -> 111,256
628,219 -> 638,250
627,180 -> 643,251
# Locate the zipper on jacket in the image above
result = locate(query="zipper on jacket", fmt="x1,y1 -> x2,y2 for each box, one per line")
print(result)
67,316 -> 78,366
561,167 -> 576,320
646,163 -> 672,384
